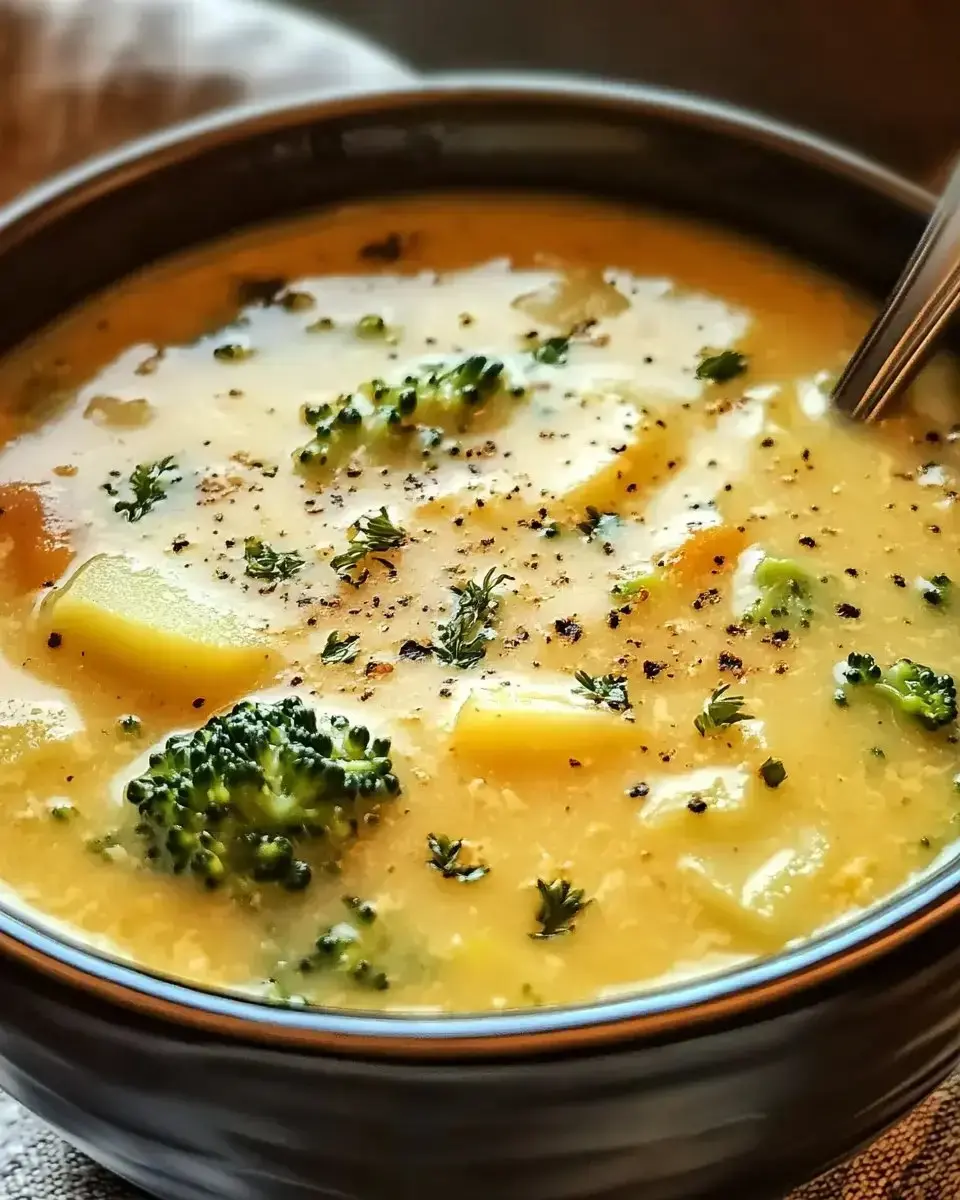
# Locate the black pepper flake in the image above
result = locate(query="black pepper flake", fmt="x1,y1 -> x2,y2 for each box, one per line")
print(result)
798,535 -> 817,548
844,567 -> 859,577
892,574 -> 907,588
569,758 -> 582,768
628,782 -> 650,799
607,611 -> 620,630
399,640 -> 433,661
718,650 -> 742,673
358,231 -> 407,262
171,537 -> 190,553
692,587 -> 721,610
836,602 -> 861,619
643,660 -> 666,679
687,796 -> 708,814
554,617 -> 583,642
726,623 -> 747,637
770,629 -> 790,646
46,631 -> 62,649
760,436 -> 775,448
192,698 -> 206,709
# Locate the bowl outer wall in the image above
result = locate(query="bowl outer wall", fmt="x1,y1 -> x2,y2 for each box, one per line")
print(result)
0,77 -> 958,1200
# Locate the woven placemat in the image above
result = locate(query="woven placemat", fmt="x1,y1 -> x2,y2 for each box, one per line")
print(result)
0,1 -> 957,1196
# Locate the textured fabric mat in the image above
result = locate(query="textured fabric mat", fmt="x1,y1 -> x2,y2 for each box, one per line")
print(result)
0,1 -> 957,1197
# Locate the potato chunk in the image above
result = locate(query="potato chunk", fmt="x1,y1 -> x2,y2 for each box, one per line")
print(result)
680,830 -> 830,948
41,555 -> 279,703
638,767 -> 751,833
453,677 -> 639,772
554,397 -> 670,514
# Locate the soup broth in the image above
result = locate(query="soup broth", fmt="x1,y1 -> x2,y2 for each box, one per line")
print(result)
1,194 -> 959,1013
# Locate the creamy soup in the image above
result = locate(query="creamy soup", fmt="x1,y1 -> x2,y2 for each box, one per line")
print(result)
1,194 -> 959,1013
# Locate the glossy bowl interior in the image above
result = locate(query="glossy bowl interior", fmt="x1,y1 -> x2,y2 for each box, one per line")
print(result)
0,76 -> 954,1057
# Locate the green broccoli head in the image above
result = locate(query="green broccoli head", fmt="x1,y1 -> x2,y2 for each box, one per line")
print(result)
839,652 -> 957,730
293,355 -> 520,474
294,400 -> 370,471
125,697 -> 400,891
301,919 -> 390,991
743,556 -> 816,628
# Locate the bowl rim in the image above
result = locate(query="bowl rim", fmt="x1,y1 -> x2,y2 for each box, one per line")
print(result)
0,72 -> 953,1059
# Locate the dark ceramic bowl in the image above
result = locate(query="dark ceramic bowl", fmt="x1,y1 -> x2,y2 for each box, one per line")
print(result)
0,77 -> 957,1200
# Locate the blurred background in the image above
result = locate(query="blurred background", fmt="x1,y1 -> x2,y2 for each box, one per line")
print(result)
2,0 -> 959,208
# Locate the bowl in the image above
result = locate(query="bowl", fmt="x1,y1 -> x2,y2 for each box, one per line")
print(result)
0,76 -> 958,1200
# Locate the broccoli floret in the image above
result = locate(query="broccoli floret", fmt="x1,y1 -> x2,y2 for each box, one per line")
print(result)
743,556 -> 816,628
294,399 -> 374,471
124,697 -> 400,891
298,918 -> 390,991
294,355 -> 522,473
838,652 -> 957,730
269,897 -> 395,999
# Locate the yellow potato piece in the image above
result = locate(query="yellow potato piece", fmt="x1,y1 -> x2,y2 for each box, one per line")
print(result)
453,677 -> 639,773
41,555 -> 279,704
554,399 -> 670,514
638,767 -> 751,833
415,391 -> 672,523
680,830 -> 830,949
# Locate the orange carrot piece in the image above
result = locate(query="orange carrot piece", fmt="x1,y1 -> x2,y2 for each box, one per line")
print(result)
666,525 -> 747,586
0,482 -> 74,593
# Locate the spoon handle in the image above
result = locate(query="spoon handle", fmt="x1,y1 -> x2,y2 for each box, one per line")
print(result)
832,156 -> 960,421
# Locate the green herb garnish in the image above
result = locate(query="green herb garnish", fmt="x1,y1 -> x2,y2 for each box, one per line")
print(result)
243,537 -> 305,582
530,878 -> 591,939
426,833 -> 489,882
694,682 -> 752,736
696,349 -> 747,383
213,343 -> 255,362
576,506 -> 620,540
573,670 -> 631,712
329,508 -> 407,579
355,314 -> 387,339
109,456 -> 179,522
432,568 -> 512,669
321,631 -> 361,664
759,757 -> 787,788
532,335 -> 571,365
921,573 -> 952,607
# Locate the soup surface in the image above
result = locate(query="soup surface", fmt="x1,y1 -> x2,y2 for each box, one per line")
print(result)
1,194 -> 959,1013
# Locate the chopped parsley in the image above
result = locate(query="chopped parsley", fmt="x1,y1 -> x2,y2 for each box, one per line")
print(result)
320,632 -> 361,665
432,568 -> 512,669
531,335 -> 571,365
426,833 -> 489,882
107,456 -> 180,522
694,682 -> 752,735
759,757 -> 787,788
330,508 -> 406,579
243,537 -> 305,582
695,349 -> 747,383
573,670 -> 631,712
530,878 -> 591,939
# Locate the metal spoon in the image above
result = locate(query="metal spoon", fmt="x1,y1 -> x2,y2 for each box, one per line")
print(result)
832,156 -> 960,421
